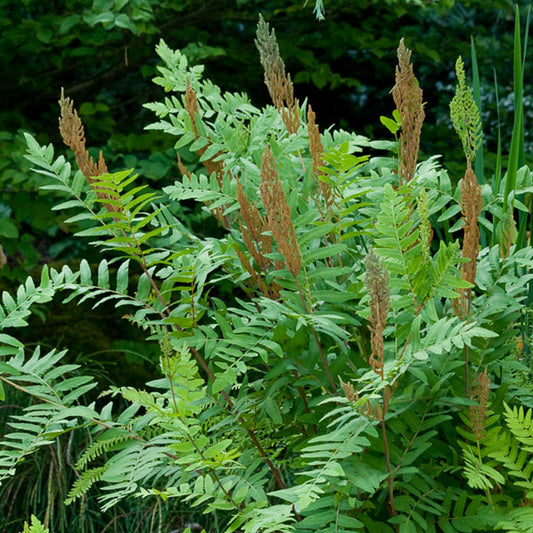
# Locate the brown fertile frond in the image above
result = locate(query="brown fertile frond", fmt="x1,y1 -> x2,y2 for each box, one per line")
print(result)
354,390 -> 381,420
454,160 -> 482,317
259,146 -> 302,277
234,244 -> 275,298
182,80 -> 229,226
339,377 -> 355,402
183,79 -> 224,185
461,161 -> 482,284
58,88 -> 108,181
177,153 -> 192,178
307,105 -> 334,211
184,78 -> 199,135
469,368 -> 490,441
391,39 -> 425,183
237,179 -> 272,272
364,249 -> 390,379
255,15 -> 300,134
0,244 -> 6,270
58,89 -> 119,213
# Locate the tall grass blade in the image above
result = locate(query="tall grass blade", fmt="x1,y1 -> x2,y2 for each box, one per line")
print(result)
493,70 -> 502,203
514,5 -> 532,252
503,5 -> 523,214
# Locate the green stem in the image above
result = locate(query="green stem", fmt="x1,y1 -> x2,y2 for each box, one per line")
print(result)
294,275 -> 338,394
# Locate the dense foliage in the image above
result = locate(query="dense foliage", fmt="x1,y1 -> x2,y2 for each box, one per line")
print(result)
3,4 -> 533,533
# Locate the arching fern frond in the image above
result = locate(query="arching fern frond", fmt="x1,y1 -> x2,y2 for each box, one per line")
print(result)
485,404 -> 533,496
0,346 -> 98,485
75,430 -> 133,470
64,466 -> 107,506
373,183 -> 427,308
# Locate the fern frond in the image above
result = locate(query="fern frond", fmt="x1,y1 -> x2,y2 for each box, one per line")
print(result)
0,266 -> 57,330
64,466 -> 107,505
20,515 -> 49,533
24,133 -> 98,218
497,507 -> 533,533
503,403 -> 533,452
76,431 -> 132,470
373,183 -> 425,306
436,488 -> 498,532
450,56 -> 482,163
411,318 -> 497,361
463,446 -> 505,490
0,346 -> 98,484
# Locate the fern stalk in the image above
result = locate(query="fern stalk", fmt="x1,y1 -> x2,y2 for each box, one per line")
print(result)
294,275 -> 338,394
381,409 -> 397,518
364,250 -> 396,515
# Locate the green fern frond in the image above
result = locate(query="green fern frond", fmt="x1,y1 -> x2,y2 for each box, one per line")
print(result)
164,172 -> 237,212
20,515 -> 49,533
0,346 -> 99,484
24,133 -> 98,217
436,488 -> 498,532
76,432 -> 132,470
497,507 -> 533,533
463,446 -> 505,490
430,240 -> 471,299
450,56 -> 483,163
411,316 -> 497,361
0,267 -> 56,330
373,183 -> 426,304
481,403 -> 533,495
64,466 -> 107,505
503,403 -> 533,452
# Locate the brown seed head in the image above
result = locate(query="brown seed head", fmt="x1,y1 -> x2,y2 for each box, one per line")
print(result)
58,89 -> 119,213
364,249 -> 390,379
454,160 -> 482,317
469,368 -> 490,441
259,146 -> 301,277
184,78 -> 199,135
58,88 -> 108,181
237,179 -> 272,272
392,39 -> 425,183
255,15 -> 300,134
339,377 -> 355,402
307,105 -> 333,210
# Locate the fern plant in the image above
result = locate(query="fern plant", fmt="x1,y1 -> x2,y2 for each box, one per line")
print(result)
2,16 -> 533,533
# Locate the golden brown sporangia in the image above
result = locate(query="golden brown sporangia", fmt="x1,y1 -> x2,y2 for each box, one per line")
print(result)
364,249 -> 390,380
453,160 -> 482,317
392,39 -> 425,183
58,88 -> 117,213
259,146 -> 302,278
469,368 -> 490,441
307,105 -> 335,214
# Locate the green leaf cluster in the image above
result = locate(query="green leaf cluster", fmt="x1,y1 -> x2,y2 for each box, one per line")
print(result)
5,15 -> 533,533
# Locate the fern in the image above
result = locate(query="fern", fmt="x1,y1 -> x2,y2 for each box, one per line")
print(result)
75,431 -> 132,470
64,466 -> 107,505
372,183 -> 431,309
8,21 -> 533,533
19,516 -> 49,533
450,56 -> 483,163
0,346 -> 97,484
487,404 -> 533,496
497,507 -> 533,533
